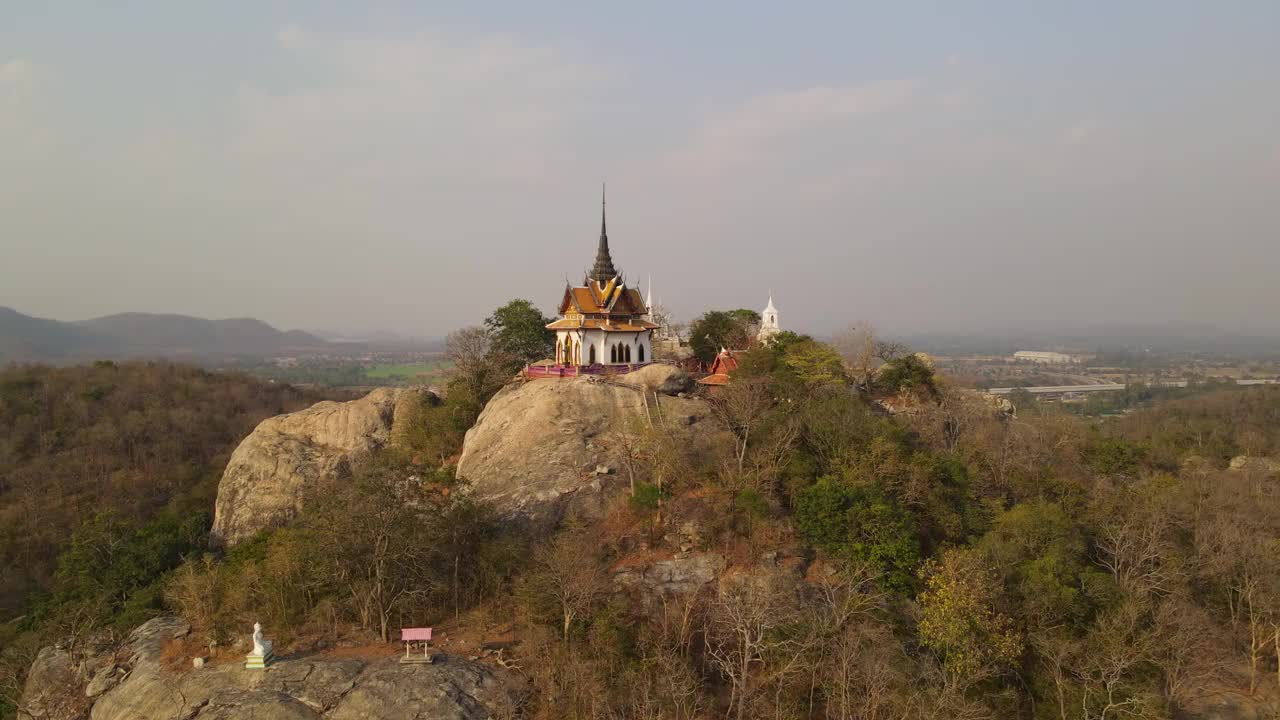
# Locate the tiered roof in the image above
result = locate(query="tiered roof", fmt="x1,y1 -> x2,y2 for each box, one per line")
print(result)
547,187 -> 657,333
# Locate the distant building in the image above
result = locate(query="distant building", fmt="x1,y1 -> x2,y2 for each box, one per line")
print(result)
757,294 -> 781,343
1012,350 -> 1074,364
543,188 -> 659,369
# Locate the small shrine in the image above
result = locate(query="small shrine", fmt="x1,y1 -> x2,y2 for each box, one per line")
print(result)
530,188 -> 660,378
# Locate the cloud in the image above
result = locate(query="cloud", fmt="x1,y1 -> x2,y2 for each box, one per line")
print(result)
667,78 -> 921,176
226,25 -> 603,187
0,27 -> 611,330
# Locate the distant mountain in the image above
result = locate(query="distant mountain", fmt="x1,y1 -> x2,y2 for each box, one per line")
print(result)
0,307 -> 336,363
0,307 -> 107,361
306,327 -> 445,350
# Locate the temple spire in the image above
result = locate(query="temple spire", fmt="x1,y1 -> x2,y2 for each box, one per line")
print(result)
589,183 -> 618,283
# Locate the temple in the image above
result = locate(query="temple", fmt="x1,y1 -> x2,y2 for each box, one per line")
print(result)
757,293 -> 781,343
540,188 -> 660,373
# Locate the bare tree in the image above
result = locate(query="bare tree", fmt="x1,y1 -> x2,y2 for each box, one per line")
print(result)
1195,472 -> 1280,694
1151,598 -> 1228,713
533,529 -> 611,642
833,322 -> 881,392
445,326 -> 513,401
708,377 -> 774,475
607,419 -> 646,496
1072,600 -> 1161,720
704,574 -> 807,720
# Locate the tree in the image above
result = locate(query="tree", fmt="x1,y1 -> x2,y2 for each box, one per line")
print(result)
780,338 -> 848,389
978,501 -> 1108,628
704,573 -> 804,720
708,377 -> 774,474
833,321 -> 882,391
303,456 -> 436,642
435,498 -> 503,619
878,353 -> 938,397
444,326 -> 512,421
607,420 -> 646,496
531,528 -> 610,641
795,478 -> 920,593
485,299 -> 555,367
917,547 -> 1022,689
688,309 -> 759,364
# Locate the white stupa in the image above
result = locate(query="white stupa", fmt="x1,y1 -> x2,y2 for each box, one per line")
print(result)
758,293 -> 781,342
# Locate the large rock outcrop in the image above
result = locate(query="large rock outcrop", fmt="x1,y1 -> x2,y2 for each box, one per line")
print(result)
456,365 -> 712,521
20,617 -> 521,720
211,388 -> 430,547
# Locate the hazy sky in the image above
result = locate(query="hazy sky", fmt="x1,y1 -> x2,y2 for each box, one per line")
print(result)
3,2 -> 1278,338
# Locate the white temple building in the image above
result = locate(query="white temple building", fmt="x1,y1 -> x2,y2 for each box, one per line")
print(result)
757,293 -> 781,343
543,190 -> 659,370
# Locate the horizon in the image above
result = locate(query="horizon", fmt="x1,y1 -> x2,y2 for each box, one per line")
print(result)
4,3 -> 1278,339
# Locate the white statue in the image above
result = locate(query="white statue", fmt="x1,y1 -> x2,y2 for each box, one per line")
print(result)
251,622 -> 271,656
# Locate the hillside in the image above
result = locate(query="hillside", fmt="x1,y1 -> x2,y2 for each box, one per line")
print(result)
0,307 -> 335,362
0,307 -> 110,361
0,363 -> 347,621
7,328 -> 1280,720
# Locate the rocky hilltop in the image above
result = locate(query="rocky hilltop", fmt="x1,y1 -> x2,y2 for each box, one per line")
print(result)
19,617 -> 520,720
211,387 -> 432,547
457,364 -> 711,522
210,365 -> 707,547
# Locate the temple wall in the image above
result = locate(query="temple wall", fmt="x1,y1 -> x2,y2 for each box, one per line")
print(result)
555,329 -> 652,366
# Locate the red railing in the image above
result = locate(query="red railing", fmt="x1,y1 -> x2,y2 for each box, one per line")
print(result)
524,362 -> 653,379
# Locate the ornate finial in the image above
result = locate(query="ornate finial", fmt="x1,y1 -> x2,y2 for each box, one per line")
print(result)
590,183 -> 618,283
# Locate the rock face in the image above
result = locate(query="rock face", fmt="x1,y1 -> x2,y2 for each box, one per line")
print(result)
211,388 -> 431,547
20,617 -> 521,720
615,552 -> 727,599
1229,455 -> 1280,475
457,365 -> 712,521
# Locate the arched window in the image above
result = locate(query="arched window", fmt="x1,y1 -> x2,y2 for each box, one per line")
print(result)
589,345 -> 596,365
625,345 -> 632,363
638,344 -> 645,362
610,344 -> 617,363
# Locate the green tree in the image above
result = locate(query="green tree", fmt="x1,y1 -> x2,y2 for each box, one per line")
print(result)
302,455 -> 438,642
918,546 -> 1023,689
878,353 -> 937,397
794,477 -> 920,592
689,309 -> 760,364
780,339 -> 848,389
485,299 -> 555,367
978,501 -> 1108,628
48,510 -> 209,630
